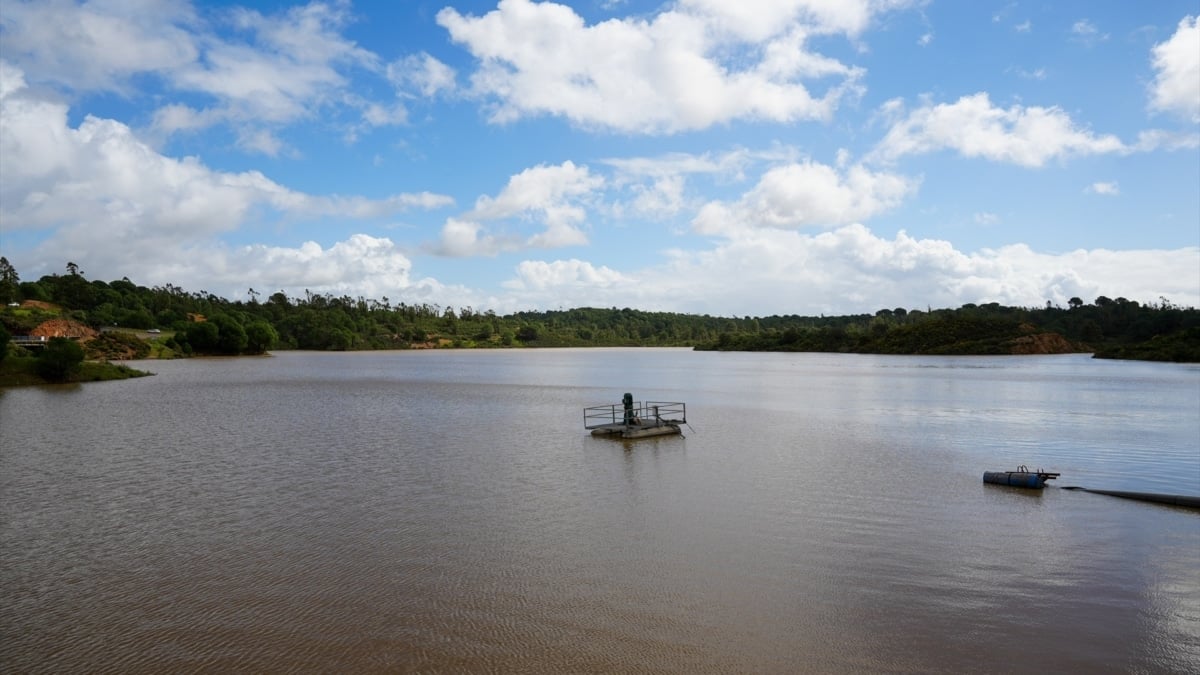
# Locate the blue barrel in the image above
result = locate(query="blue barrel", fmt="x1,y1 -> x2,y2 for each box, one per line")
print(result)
983,471 -> 1046,489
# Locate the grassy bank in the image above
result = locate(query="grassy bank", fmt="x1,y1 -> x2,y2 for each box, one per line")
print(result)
0,357 -> 153,387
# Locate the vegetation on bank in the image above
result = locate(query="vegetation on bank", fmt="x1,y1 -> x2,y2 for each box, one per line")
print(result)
1,258 -> 1198,366
696,301 -> 1200,362
0,324 -> 151,386
0,355 -> 151,387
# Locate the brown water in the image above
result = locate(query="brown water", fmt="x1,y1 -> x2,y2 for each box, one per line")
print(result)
2,349 -> 1198,673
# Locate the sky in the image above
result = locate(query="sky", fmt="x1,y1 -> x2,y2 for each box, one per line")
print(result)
1,0 -> 1198,317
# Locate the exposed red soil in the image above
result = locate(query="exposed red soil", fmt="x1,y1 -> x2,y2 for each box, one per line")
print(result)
30,319 -> 98,341
1007,332 -> 1082,354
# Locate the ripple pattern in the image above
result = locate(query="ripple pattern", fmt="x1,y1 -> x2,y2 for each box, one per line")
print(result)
2,351 -> 1197,673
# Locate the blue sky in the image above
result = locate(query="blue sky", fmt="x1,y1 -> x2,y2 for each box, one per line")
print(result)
1,0 -> 1197,317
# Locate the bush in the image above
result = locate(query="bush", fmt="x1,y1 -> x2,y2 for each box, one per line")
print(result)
36,337 -> 85,382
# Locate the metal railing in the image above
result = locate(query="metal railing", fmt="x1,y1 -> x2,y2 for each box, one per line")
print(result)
9,335 -> 49,348
584,400 -> 686,429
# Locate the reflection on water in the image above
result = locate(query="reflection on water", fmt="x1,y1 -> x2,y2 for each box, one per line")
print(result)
2,350 -> 1198,673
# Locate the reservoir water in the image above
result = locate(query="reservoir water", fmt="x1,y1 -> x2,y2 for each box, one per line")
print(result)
2,349 -> 1198,673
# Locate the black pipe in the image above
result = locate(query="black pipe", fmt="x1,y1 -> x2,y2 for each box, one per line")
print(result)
1060,487 -> 1200,510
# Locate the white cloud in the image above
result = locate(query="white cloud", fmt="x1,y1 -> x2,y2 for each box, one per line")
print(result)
435,0 -> 893,133
229,234 -> 417,296
0,0 -> 199,92
164,3 -> 378,131
495,226 -> 1200,316
99,232 -> 468,306
0,62 -> 451,293
1070,19 -> 1108,45
974,212 -> 1000,225
1013,67 -> 1046,80
1148,16 -> 1200,123
1015,20 -> 1032,33
677,0 -> 891,39
1132,128 -> 1200,151
626,174 -> 688,219
470,161 -> 603,220
604,148 -> 768,184
359,101 -> 409,128
1086,181 -> 1119,196
602,148 -> 774,219
150,104 -> 222,136
870,92 -> 1126,167
0,1 -> 399,151
435,161 -> 603,256
387,53 -> 457,97
504,259 -> 629,291
436,217 -> 511,257
692,160 -> 917,234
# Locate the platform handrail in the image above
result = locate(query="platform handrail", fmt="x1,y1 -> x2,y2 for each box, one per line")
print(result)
584,400 -> 686,429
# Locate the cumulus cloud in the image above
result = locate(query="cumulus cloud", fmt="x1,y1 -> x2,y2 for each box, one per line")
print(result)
435,161 -> 603,256
496,226 -> 1200,316
692,160 -> 917,234
503,258 -> 629,291
0,61 -> 452,295
224,234 -> 423,298
870,92 -> 1126,166
1148,16 -> 1200,122
81,232 -> 468,306
435,0 -> 897,133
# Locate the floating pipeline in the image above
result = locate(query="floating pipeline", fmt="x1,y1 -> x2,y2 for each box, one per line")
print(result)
1060,487 -> 1200,510
982,465 -> 1060,489
984,465 -> 1199,509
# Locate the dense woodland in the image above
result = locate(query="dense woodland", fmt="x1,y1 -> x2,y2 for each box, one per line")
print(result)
1,259 -> 1198,362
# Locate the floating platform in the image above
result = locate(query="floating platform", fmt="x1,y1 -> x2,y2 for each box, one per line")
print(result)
585,394 -> 686,439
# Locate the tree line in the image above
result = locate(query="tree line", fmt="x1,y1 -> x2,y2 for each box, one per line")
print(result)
1,258 -> 1197,362
697,300 -> 1200,361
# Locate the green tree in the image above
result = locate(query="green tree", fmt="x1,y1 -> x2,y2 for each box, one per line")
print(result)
0,323 -> 9,363
46,270 -> 95,309
118,308 -> 155,329
0,257 -> 19,304
210,314 -> 248,354
327,327 -> 354,351
244,320 -> 278,354
36,337 -> 85,381
18,281 -> 49,302
186,321 -> 220,353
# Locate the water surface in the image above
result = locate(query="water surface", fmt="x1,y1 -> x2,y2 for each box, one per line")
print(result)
2,350 -> 1198,673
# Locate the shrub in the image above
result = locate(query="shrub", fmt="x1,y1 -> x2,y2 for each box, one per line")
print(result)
36,337 -> 84,382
